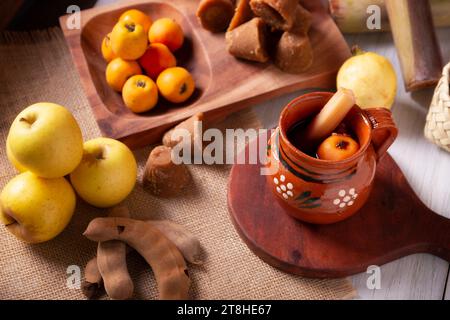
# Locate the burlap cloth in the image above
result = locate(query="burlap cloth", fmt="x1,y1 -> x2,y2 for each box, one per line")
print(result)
0,28 -> 355,300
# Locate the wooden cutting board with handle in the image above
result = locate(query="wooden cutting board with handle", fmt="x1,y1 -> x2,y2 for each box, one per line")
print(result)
228,137 -> 450,278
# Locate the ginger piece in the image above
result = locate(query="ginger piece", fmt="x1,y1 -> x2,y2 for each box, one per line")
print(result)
226,17 -> 269,63
228,0 -> 254,31
83,217 -> 191,300
162,112 -> 204,149
143,146 -> 191,197
249,0 -> 298,31
149,220 -> 203,265
274,31 -> 313,73
81,257 -> 103,299
291,4 -> 312,34
197,0 -> 235,33
97,206 -> 133,300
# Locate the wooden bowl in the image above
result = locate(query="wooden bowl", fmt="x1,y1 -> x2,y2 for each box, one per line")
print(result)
60,0 -> 351,148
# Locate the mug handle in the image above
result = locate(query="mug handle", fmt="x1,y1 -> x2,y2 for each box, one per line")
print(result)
364,108 -> 398,162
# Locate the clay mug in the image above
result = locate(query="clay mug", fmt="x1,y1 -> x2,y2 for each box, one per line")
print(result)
266,92 -> 398,224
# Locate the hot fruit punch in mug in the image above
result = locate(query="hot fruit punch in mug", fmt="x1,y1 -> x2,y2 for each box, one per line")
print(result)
265,89 -> 397,224
287,89 -> 360,161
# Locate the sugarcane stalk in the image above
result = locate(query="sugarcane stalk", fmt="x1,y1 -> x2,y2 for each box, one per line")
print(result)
329,0 -> 450,33
385,0 -> 443,91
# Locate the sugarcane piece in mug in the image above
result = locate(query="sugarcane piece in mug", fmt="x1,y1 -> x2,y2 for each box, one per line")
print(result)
288,89 -> 357,156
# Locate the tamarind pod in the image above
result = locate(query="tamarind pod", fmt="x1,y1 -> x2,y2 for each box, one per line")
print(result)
97,206 -> 133,300
149,220 -> 204,265
97,241 -> 133,300
84,217 -> 190,300
81,257 -> 103,299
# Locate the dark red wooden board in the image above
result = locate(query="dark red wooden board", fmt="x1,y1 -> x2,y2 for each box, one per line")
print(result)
228,138 -> 450,278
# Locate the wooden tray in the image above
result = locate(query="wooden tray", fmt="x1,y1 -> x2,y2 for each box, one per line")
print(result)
228,137 -> 450,278
59,0 -> 350,149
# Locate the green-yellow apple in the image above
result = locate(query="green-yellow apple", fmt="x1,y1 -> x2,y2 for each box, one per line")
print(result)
7,102 -> 83,178
6,140 -> 26,173
0,172 -> 76,243
70,137 -> 137,208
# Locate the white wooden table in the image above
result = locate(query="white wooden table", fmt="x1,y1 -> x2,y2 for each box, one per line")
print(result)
96,0 -> 450,299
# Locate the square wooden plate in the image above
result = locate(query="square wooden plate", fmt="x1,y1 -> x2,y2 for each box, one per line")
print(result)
60,0 -> 350,149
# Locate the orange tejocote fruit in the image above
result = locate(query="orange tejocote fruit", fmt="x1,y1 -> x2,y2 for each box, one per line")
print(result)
101,33 -> 116,62
157,67 -> 195,103
148,18 -> 184,52
317,134 -> 360,161
122,75 -> 158,113
106,57 -> 142,92
119,9 -> 153,34
138,43 -> 176,79
110,20 -> 148,60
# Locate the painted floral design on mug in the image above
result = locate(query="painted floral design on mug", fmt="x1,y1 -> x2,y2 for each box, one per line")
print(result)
333,188 -> 358,208
272,174 -> 321,209
273,174 -> 294,200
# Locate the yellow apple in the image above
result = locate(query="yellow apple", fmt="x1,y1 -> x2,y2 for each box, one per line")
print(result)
6,140 -> 26,173
0,172 -> 76,243
337,48 -> 397,109
7,102 -> 84,178
70,138 -> 137,208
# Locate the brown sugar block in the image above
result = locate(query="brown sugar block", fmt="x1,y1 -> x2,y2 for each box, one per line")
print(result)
197,0 -> 235,33
249,0 -> 298,31
291,4 -> 312,34
275,32 -> 313,73
143,146 -> 191,197
163,112 -> 205,150
226,17 -> 269,63
228,0 -> 254,31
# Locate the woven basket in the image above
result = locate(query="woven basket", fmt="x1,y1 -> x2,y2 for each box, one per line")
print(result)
424,62 -> 450,152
